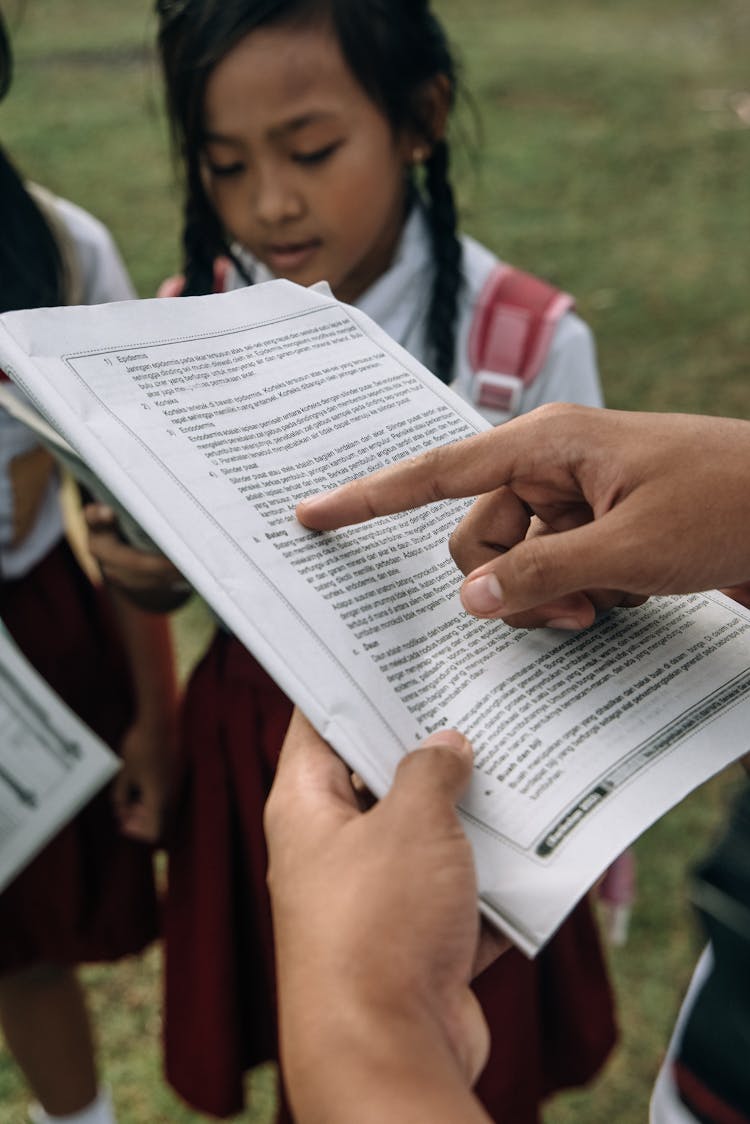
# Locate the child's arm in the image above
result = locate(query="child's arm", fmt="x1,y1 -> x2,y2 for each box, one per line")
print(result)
8,445 -> 56,546
86,502 -> 192,613
108,587 -> 180,843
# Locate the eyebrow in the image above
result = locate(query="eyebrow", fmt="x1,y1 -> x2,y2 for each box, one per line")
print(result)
203,111 -> 340,146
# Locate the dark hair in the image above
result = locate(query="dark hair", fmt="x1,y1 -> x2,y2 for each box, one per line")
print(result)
156,0 -> 462,383
0,10 -> 65,313
0,7 -> 10,102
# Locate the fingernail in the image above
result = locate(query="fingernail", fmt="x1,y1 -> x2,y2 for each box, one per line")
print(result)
462,573 -> 504,614
299,489 -> 337,507
546,618 -> 584,631
420,729 -> 471,753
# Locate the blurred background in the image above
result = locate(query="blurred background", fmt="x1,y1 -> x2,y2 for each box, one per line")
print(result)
0,0 -> 748,1120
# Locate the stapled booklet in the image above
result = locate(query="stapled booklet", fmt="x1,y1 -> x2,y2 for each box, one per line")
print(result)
1,280 -> 749,954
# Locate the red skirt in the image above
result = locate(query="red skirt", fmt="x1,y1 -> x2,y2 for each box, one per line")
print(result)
0,539 -> 158,971
165,632 -> 616,1122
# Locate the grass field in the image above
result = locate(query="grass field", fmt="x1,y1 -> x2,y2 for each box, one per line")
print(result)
1,0 -> 749,1120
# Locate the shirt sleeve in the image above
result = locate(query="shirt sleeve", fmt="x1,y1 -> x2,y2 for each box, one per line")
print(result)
0,197 -> 134,573
51,196 -> 136,305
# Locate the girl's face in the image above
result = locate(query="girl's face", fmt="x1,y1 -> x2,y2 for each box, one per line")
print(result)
201,22 -> 415,304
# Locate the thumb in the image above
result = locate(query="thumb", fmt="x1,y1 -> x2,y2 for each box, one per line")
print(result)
388,730 -> 474,814
460,511 -> 652,619
156,274 -> 185,298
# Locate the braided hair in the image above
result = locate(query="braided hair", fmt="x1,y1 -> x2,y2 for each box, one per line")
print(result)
155,0 -> 463,383
0,11 -> 64,313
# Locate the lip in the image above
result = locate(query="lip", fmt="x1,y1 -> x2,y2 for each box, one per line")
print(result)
263,239 -> 321,273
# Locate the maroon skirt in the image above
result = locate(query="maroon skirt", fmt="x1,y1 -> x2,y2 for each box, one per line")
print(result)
165,631 -> 616,1122
0,539 -> 158,971
164,630 -> 294,1119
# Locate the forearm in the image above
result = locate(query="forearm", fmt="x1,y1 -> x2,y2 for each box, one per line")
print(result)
8,446 -> 56,546
108,588 -> 178,725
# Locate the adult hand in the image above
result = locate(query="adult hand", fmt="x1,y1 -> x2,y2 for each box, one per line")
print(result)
297,405 -> 750,629
265,710 -> 493,1124
85,503 -> 190,612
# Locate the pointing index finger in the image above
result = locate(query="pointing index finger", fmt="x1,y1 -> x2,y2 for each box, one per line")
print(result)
295,428 -> 522,531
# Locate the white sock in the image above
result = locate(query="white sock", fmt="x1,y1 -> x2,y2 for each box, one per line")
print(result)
33,1088 -> 116,1124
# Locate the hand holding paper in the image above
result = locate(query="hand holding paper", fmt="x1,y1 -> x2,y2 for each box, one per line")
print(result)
267,710 -> 491,1111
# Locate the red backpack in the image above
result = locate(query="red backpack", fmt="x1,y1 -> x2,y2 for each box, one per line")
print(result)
468,263 -> 574,417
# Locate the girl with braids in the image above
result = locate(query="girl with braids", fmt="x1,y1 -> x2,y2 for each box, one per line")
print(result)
88,1 -> 613,1120
0,12 -> 177,1124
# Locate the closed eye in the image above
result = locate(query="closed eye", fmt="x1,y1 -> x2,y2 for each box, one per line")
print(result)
206,160 -> 245,178
293,142 -> 341,166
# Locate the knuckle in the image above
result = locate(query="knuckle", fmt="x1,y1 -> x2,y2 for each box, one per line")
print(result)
532,401 -> 577,428
448,525 -> 468,568
520,540 -> 551,589
416,447 -> 450,503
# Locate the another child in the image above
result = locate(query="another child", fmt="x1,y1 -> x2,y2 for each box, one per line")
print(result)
90,1 -> 616,1120
0,14 -> 177,1124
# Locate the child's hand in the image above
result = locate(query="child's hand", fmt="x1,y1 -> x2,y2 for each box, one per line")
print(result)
157,274 -> 185,298
115,714 -> 177,843
85,502 -> 190,611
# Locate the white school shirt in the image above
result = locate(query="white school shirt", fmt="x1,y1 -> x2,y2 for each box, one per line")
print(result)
0,194 -> 135,579
227,205 -> 604,425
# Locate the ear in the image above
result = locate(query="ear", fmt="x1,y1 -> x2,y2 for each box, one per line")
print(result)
401,72 -> 453,163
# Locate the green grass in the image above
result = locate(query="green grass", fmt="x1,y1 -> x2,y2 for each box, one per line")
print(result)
1,0 -> 749,1120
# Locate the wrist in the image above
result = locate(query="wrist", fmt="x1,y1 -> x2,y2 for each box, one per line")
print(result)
279,970 -> 488,1124
120,710 -> 178,763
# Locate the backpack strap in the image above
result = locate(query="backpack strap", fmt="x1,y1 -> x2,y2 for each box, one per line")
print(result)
467,264 -> 575,418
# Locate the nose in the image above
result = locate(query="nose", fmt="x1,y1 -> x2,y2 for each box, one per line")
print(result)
254,161 -> 304,226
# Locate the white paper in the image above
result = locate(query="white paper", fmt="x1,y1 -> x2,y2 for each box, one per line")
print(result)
2,280 -> 749,953
0,624 -> 119,893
